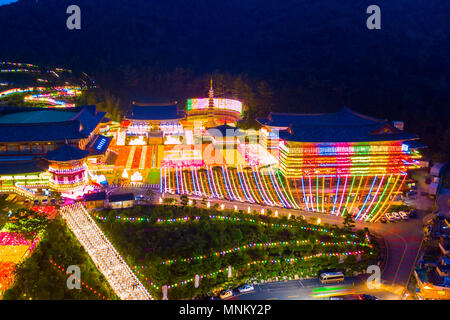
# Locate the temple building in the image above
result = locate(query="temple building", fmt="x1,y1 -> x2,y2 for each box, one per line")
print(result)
0,105 -> 108,197
45,144 -> 90,195
207,123 -> 244,146
162,107 -> 422,223
0,96 -> 423,223
254,107 -> 422,221
183,80 -> 243,130
119,102 -> 184,146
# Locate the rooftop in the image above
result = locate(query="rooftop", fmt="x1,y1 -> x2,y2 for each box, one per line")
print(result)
258,107 -> 418,143
0,110 -> 77,124
86,134 -> 113,156
0,105 -> 105,143
0,159 -> 47,175
258,107 -> 384,128
108,193 -> 135,202
207,123 -> 244,137
45,144 -> 90,162
84,191 -> 107,202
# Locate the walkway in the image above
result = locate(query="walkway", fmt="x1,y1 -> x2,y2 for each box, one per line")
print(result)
60,202 -> 152,300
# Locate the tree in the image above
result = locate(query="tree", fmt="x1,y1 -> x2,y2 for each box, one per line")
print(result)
180,194 -> 188,207
145,189 -> 154,203
80,89 -> 122,121
342,211 -> 355,232
0,195 -> 18,229
255,81 -> 274,118
163,197 -> 176,205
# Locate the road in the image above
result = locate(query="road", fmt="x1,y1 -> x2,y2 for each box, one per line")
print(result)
230,277 -> 403,300
437,187 -> 450,219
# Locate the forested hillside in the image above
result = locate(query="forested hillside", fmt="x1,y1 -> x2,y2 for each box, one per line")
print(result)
0,0 -> 448,159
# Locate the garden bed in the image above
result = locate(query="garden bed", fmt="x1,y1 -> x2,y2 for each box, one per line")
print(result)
3,216 -> 117,300
94,204 -> 379,299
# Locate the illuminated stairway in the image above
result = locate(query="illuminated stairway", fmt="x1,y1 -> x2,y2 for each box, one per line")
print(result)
60,203 -> 152,300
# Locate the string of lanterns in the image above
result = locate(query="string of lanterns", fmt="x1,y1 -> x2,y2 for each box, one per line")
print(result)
133,250 -> 368,290
0,69 -> 40,73
95,213 -> 359,240
159,239 -> 371,265
49,259 -> 108,300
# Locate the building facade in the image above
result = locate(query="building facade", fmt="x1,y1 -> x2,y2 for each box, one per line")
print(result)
162,107 -> 422,222
0,105 -> 109,198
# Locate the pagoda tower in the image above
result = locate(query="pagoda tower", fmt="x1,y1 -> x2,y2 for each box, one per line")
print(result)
45,144 -> 89,194
205,79 -> 217,128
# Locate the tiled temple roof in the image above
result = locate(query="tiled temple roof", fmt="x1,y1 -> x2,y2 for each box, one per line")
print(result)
0,105 -> 105,143
258,107 -> 418,143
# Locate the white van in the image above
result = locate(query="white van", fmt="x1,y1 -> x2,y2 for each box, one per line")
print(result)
398,211 -> 409,220
319,272 -> 345,284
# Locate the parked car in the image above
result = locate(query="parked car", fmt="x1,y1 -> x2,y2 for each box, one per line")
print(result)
385,213 -> 395,222
358,294 -> 378,300
398,211 -> 409,220
379,217 -> 387,224
33,199 -> 39,205
391,212 -> 402,220
50,198 -> 56,204
41,198 -> 48,205
135,195 -> 146,201
219,289 -> 233,299
237,284 -> 254,293
408,190 -> 417,197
